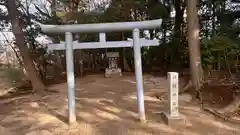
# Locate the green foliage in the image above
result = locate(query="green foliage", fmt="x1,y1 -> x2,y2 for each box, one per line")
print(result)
1,0 -> 239,75
201,35 -> 240,70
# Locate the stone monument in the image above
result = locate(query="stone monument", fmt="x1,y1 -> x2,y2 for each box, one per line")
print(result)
105,52 -> 122,77
161,72 -> 184,126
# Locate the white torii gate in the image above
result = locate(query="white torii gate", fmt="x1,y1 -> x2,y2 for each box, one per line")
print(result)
37,19 -> 163,124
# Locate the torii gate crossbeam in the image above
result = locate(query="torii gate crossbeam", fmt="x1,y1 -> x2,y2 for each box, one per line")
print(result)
47,39 -> 159,50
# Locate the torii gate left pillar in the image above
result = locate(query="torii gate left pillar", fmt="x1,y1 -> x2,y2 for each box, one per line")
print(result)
37,19 -> 162,124
65,32 -> 76,123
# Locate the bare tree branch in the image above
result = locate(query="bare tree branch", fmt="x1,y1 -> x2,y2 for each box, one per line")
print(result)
34,4 -> 51,18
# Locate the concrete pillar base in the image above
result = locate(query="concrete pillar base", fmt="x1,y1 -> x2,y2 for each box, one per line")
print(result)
161,112 -> 185,127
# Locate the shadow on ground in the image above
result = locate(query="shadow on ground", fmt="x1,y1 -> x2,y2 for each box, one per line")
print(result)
0,73 -> 239,135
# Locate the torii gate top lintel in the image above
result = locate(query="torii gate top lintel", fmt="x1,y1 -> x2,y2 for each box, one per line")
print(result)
36,19 -> 162,33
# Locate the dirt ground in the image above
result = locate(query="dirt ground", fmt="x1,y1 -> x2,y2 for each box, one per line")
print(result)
0,73 -> 240,135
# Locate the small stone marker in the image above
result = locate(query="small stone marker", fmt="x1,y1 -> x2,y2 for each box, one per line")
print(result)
168,72 -> 179,117
161,72 -> 185,126
105,52 -> 122,77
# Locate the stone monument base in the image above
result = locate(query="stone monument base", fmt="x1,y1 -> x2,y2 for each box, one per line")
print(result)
105,68 -> 122,78
161,112 -> 185,127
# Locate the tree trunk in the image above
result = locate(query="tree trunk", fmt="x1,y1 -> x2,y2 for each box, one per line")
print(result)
123,48 -> 131,72
187,0 -> 203,92
174,0 -> 185,41
121,32 -> 130,72
7,0 -> 45,93
212,2 -> 216,37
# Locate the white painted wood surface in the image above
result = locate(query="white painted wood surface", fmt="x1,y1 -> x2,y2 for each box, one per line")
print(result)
47,39 -> 159,50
